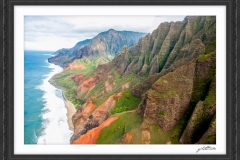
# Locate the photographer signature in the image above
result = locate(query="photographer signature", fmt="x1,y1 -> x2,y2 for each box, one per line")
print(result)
196,146 -> 216,153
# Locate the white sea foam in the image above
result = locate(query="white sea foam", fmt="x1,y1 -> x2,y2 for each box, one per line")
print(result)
37,62 -> 72,145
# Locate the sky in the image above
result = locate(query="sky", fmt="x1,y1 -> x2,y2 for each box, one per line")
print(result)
24,16 -> 186,51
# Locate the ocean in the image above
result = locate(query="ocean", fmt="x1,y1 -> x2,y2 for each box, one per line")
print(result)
24,50 -> 72,144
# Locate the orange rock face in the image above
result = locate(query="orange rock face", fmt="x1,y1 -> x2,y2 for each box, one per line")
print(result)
81,100 -> 96,116
122,82 -> 130,91
71,92 -> 122,143
141,130 -> 151,144
94,92 -> 122,113
72,100 -> 96,132
104,81 -> 113,92
73,116 -> 119,144
66,63 -> 86,70
70,74 -> 84,84
123,132 -> 133,144
76,77 -> 97,92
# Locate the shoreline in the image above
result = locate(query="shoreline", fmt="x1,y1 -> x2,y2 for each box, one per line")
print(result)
49,81 -> 76,131
62,92 -> 76,131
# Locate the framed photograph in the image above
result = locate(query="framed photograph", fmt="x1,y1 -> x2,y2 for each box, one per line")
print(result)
2,0 -> 238,159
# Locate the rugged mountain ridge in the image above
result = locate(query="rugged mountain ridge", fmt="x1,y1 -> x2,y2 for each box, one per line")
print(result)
48,29 -> 146,68
48,39 -> 91,67
50,16 -> 216,144
112,16 -> 215,76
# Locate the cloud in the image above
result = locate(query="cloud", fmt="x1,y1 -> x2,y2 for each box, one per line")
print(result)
24,15 -> 186,51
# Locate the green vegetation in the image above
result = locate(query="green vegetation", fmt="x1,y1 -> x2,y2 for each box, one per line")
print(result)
50,55 -> 112,109
203,79 -> 216,107
191,17 -> 205,35
157,112 -> 166,118
148,88 -> 177,99
74,55 -> 114,70
97,111 -> 142,144
191,52 -> 216,104
50,70 -> 82,108
167,115 -> 189,144
205,39 -> 216,54
87,70 -> 139,109
144,51 -> 151,65
205,135 -> 216,144
148,111 -> 190,144
121,73 -> 135,84
111,91 -> 141,114
142,114 -> 188,144
149,124 -> 169,144
198,51 -> 216,62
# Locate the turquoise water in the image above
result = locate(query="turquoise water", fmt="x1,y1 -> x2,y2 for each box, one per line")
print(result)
24,50 -> 72,144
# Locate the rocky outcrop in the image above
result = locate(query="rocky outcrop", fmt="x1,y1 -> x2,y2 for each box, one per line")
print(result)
196,115 -> 216,144
73,116 -> 119,144
76,76 -> 99,93
137,60 -> 196,132
130,16 -> 215,98
71,100 -> 96,143
70,74 -> 84,84
137,52 -> 216,143
71,93 -> 122,143
180,76 -> 216,144
66,63 -> 86,70
48,29 -> 146,67
123,132 -> 134,144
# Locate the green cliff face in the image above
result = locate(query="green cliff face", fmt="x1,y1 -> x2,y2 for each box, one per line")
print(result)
130,16 -> 216,98
49,16 -> 216,144
137,52 -> 216,144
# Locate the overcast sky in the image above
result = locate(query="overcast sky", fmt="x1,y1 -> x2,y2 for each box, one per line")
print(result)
24,15 -> 186,51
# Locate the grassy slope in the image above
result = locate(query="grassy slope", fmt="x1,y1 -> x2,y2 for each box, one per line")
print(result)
111,91 -> 141,114
97,111 -> 142,144
50,55 -> 113,109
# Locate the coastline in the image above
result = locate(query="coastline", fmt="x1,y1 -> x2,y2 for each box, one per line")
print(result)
62,91 -> 76,131
49,80 -> 76,131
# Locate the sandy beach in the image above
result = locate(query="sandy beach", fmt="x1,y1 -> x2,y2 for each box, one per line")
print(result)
62,91 -> 76,131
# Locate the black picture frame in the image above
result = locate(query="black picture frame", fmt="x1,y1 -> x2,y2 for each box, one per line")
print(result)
1,0 -> 238,159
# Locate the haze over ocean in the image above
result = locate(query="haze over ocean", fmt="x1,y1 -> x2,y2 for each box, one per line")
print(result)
24,50 -> 72,144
